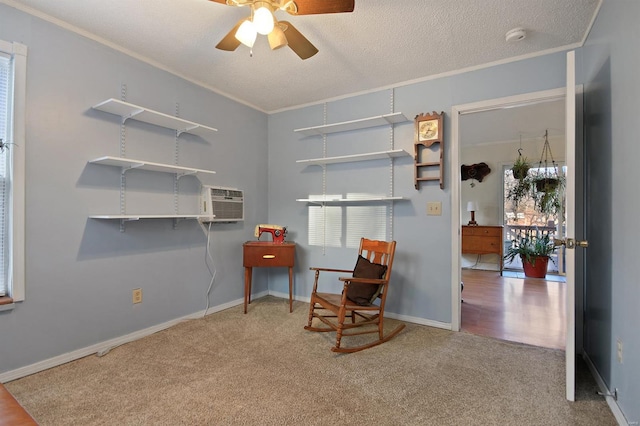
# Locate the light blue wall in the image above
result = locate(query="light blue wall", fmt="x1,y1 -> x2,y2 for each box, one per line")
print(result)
268,52 -> 568,323
2,4 -> 636,423
0,4 -> 268,373
581,0 -> 640,422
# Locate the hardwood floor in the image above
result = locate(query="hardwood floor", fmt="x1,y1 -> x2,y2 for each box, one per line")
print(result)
461,269 -> 566,350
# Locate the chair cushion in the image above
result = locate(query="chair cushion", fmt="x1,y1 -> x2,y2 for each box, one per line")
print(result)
346,255 -> 387,305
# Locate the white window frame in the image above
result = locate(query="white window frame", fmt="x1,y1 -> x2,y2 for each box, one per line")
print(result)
0,40 -> 27,302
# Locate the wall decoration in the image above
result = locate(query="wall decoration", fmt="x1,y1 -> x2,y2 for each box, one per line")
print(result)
414,111 -> 444,189
461,162 -> 491,187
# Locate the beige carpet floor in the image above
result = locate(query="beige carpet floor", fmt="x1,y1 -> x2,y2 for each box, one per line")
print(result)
6,296 -> 616,425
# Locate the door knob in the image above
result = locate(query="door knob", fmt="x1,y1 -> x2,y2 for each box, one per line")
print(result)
553,238 -> 589,249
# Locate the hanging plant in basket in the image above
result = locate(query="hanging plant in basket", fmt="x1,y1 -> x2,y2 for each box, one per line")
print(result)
535,177 -> 560,192
511,149 -> 530,181
531,130 -> 564,216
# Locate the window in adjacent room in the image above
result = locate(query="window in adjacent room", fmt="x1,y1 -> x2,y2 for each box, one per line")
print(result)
0,40 -> 27,305
502,164 -> 565,274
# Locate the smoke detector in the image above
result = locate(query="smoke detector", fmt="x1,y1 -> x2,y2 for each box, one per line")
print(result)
505,28 -> 527,43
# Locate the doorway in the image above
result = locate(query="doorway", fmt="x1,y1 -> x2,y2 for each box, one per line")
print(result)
450,87 -> 568,333
456,95 -> 567,349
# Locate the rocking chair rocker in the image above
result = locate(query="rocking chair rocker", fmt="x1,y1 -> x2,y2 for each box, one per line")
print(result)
304,238 -> 405,353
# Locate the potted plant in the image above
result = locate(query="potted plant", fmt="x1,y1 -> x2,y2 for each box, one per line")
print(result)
532,174 -> 565,216
511,153 -> 530,180
504,230 -> 557,278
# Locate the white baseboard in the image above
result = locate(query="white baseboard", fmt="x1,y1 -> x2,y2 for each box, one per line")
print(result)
1,292 -> 450,383
583,352 -> 629,426
0,296 -> 246,383
269,289 -> 308,303
385,311 -> 452,330
268,290 -> 452,330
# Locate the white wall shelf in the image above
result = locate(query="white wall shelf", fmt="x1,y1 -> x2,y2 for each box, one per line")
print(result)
90,94 -> 216,232
90,214 -> 207,220
89,156 -> 215,178
92,98 -> 218,137
89,214 -> 212,229
296,149 -> 410,166
296,196 -> 408,205
294,112 -> 409,136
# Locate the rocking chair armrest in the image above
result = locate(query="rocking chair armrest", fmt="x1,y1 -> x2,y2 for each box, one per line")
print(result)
309,267 -> 354,274
338,277 -> 386,285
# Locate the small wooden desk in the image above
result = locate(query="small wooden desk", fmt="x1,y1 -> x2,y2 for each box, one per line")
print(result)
243,242 -> 295,314
462,225 -> 504,274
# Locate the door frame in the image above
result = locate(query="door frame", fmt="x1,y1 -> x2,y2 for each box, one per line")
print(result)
450,87 -> 568,330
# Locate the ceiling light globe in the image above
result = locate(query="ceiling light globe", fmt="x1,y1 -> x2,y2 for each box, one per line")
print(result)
235,20 -> 257,48
254,7 -> 274,35
268,25 -> 288,50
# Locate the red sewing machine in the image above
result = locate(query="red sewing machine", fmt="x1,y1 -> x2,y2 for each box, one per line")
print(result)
254,224 -> 287,243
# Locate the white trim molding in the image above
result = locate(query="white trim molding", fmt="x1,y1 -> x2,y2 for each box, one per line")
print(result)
583,352 -> 630,426
0,296 -> 244,383
0,40 -> 27,302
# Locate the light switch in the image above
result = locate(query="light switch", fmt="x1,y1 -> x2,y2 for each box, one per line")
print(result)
427,201 -> 442,216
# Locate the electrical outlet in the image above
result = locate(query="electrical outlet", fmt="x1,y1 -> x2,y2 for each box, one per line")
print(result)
132,288 -> 142,304
617,338 -> 623,363
427,201 -> 442,216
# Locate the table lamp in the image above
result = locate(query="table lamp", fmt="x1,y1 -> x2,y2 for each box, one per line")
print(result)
467,201 -> 478,226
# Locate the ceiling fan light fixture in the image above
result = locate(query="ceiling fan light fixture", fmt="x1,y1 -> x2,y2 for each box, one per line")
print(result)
235,19 -> 257,47
268,24 -> 288,50
254,5 -> 275,35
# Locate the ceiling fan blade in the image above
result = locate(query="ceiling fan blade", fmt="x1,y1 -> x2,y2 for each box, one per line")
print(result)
280,21 -> 318,59
215,18 -> 245,51
287,0 -> 354,15
209,0 -> 229,4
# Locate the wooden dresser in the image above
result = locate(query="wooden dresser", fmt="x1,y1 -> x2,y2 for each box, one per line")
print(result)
461,225 -> 504,274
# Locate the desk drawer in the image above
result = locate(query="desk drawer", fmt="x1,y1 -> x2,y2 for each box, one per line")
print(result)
462,226 -> 502,237
463,236 -> 501,252
243,243 -> 295,267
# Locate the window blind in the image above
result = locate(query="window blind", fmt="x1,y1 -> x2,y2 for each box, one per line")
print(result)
0,53 -> 10,297
307,193 -> 388,250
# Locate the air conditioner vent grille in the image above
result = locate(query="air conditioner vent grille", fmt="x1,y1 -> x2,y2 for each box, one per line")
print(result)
201,186 -> 244,223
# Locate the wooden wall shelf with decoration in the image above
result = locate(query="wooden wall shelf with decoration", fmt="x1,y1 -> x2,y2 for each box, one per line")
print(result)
414,111 -> 444,189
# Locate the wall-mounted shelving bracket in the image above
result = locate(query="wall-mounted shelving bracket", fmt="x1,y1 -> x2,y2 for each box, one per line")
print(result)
121,163 -> 144,173
176,170 -> 197,179
121,109 -> 143,125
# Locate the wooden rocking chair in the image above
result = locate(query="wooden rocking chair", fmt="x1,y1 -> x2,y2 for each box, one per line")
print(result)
304,238 -> 405,353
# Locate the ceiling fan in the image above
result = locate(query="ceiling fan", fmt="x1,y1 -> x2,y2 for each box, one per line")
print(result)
210,0 -> 355,60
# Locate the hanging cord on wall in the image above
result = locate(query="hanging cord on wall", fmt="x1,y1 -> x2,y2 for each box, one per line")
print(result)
203,222 -> 217,318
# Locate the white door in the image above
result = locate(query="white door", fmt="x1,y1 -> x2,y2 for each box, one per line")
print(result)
564,50 -> 577,401
451,51 -> 584,402
562,50 -> 590,402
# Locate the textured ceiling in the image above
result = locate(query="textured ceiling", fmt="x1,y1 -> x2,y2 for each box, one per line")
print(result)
2,0 -> 600,112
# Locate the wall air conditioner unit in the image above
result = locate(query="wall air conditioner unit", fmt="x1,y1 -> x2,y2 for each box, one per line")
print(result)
200,186 -> 244,223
